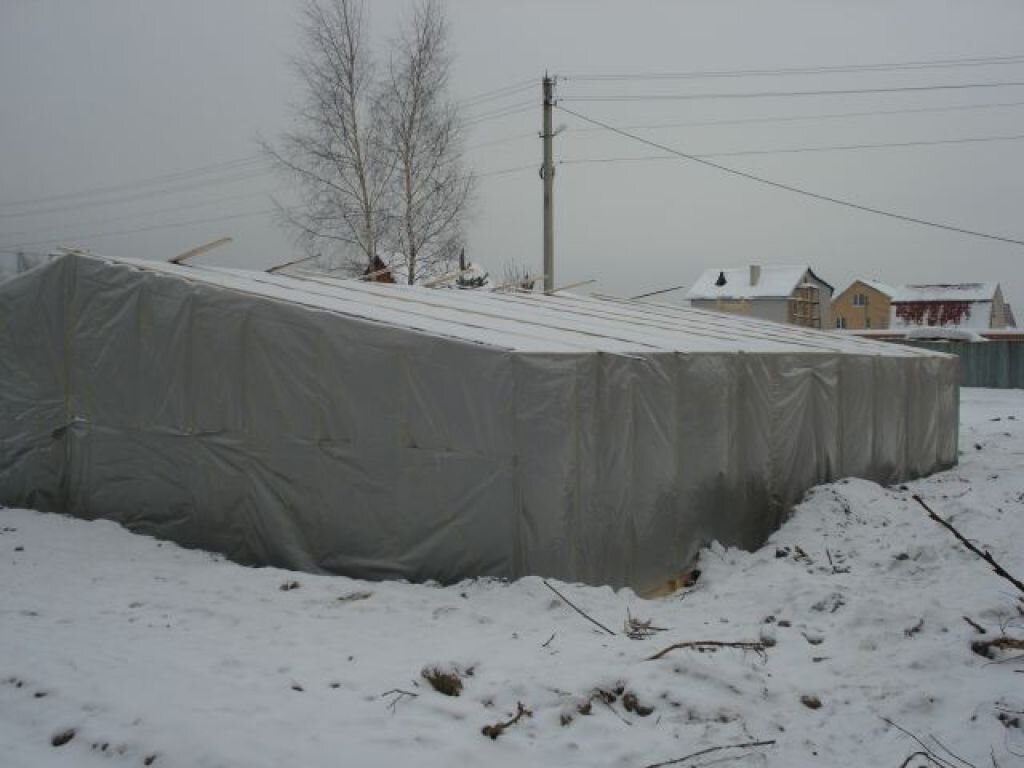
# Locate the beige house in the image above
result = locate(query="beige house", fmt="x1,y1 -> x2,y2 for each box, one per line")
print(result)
685,265 -> 833,328
832,279 -> 895,330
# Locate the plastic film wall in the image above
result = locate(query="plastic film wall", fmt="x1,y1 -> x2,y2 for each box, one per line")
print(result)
0,254 -> 959,590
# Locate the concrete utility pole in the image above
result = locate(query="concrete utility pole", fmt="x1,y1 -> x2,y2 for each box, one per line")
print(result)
541,74 -> 555,294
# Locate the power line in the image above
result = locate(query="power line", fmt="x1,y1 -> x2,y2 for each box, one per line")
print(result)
562,52 -> 1024,81
0,188 -> 282,239
475,163 -> 536,178
563,99 -> 1024,135
0,167 -> 275,220
0,157 -> 537,245
558,132 -> 1024,166
556,104 -> 1024,248
468,98 -> 1024,152
559,80 -> 1024,102
460,79 -> 535,108
0,80 -> 534,210
0,156 -> 265,209
463,100 -> 536,127
0,207 -> 288,251
468,131 -> 538,151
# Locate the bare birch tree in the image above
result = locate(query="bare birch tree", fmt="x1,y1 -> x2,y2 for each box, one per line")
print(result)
378,1 -> 473,285
264,0 -> 391,274
265,0 -> 473,283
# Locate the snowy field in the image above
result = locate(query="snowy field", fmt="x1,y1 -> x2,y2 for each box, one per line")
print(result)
2,389 -> 1023,768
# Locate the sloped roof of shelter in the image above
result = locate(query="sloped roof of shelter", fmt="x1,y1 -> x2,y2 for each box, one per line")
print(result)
685,265 -> 832,301
54,253 -> 938,358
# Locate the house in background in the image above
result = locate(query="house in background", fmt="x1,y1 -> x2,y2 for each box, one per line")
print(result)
685,265 -> 833,328
889,283 -> 1013,330
832,279 -> 895,330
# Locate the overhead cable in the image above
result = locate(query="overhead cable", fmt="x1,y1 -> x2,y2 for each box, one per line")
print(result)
0,156 -> 266,209
560,80 -> 1024,103
563,52 -> 1024,81
556,104 -> 1024,247
564,99 -> 1024,134
559,132 -> 1024,166
1,207 -> 291,251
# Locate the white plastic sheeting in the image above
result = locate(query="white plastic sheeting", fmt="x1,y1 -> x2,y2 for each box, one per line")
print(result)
0,251 -> 59,283
0,253 -> 959,590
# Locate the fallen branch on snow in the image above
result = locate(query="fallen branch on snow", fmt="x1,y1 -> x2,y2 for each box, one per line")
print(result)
380,688 -> 418,713
646,640 -> 767,662
881,716 -> 978,768
481,701 -> 531,740
963,616 -> 987,634
898,751 -> 946,768
542,579 -> 616,636
640,739 -> 776,768
912,495 -> 1024,596
971,635 -> 1024,661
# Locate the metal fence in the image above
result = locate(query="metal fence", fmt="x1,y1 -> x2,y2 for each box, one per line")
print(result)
897,340 -> 1024,389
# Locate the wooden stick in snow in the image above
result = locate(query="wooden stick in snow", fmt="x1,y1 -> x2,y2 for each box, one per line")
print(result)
542,579 -> 616,636
912,495 -> 1024,596
641,739 -> 776,768
647,640 -> 767,661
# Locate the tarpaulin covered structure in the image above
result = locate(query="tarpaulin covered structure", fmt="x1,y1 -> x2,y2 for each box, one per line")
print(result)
0,252 -> 959,590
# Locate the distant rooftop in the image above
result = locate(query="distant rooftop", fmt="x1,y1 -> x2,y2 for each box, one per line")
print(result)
891,283 -> 999,303
844,278 -> 897,298
686,265 -> 833,301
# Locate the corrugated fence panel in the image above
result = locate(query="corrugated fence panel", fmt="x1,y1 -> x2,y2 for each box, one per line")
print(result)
897,340 -> 1023,389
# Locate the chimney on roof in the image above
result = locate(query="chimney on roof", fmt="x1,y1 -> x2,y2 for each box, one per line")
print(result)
715,271 -> 727,287
749,264 -> 761,286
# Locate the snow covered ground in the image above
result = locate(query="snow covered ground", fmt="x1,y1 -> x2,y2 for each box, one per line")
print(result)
2,388 -> 1022,768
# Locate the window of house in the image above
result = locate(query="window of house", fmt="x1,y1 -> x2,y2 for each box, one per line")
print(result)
836,316 -> 847,329
852,293 -> 867,306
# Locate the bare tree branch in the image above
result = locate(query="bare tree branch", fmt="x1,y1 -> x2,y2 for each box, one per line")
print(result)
912,495 -> 1024,596
264,0 -> 391,274
542,579 -> 617,636
378,0 -> 474,284
641,739 -> 776,768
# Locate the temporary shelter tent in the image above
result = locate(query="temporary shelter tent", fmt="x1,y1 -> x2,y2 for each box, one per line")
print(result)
0,252 -> 958,590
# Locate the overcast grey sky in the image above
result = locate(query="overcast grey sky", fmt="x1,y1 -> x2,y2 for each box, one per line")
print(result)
2,0 -> 1023,311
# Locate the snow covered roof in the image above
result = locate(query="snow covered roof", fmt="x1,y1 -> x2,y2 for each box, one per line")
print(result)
891,283 -> 999,303
99,255 -> 931,357
685,265 -> 832,301
839,278 -> 896,298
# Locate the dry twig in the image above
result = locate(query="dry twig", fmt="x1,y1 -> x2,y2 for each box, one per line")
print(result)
542,579 -> 616,636
963,616 -> 987,634
899,751 -> 946,768
912,496 -> 1024,595
625,608 -> 668,640
641,739 -> 776,768
881,716 -> 976,768
380,688 -> 418,713
647,640 -> 767,662
481,701 -> 531,740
